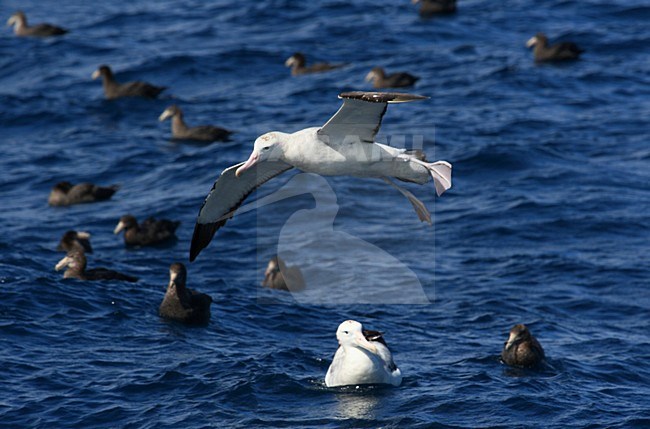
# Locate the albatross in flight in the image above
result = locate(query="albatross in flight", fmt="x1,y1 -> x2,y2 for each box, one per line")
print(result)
190,91 -> 452,261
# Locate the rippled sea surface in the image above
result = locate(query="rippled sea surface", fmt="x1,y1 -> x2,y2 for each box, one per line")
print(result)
1,0 -> 649,427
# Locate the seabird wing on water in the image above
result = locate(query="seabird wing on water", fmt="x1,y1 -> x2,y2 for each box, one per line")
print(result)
362,329 -> 398,372
363,329 -> 387,346
190,161 -> 293,261
318,92 -> 428,145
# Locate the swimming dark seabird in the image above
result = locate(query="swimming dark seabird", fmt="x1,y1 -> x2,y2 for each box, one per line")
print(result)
501,324 -> 546,368
284,52 -> 344,76
159,105 -> 232,142
7,11 -> 67,37
325,320 -> 402,387
159,263 -> 212,325
48,182 -> 119,206
189,91 -> 452,261
55,245 -> 138,282
113,215 -> 180,247
365,67 -> 419,88
261,256 -> 305,292
412,0 -> 457,16
526,33 -> 584,62
92,65 -> 167,99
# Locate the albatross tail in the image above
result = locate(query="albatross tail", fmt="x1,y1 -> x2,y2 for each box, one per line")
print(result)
428,161 -> 452,196
409,158 -> 452,196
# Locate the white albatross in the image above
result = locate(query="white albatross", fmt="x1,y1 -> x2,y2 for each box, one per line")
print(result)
189,91 -> 452,261
325,320 -> 402,387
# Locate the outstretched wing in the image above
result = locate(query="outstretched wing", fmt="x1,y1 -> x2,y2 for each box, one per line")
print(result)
317,91 -> 428,146
190,161 -> 293,261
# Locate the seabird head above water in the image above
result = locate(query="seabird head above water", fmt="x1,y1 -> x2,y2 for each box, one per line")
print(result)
501,324 -> 546,368
7,11 -> 68,37
261,256 -> 306,292
526,33 -> 584,62
284,52 -> 344,76
325,320 -> 402,387
57,230 -> 93,253
92,64 -> 167,99
159,105 -> 232,142
159,262 -> 212,325
284,52 -> 307,68
412,0 -> 457,16
189,91 -> 452,261
365,67 -> 419,88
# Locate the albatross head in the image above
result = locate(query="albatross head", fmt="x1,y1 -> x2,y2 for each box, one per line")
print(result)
235,132 -> 285,177
336,320 -> 378,355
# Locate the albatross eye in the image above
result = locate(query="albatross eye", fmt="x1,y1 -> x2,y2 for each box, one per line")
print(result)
262,146 -> 271,151
343,330 -> 349,335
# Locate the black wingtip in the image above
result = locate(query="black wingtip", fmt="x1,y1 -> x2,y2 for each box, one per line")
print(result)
189,222 -> 218,262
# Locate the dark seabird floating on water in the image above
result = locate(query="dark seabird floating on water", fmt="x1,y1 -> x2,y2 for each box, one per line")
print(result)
284,52 -> 344,76
92,65 -> 167,99
526,33 -> 584,62
48,181 -> 119,206
501,324 -> 546,368
365,67 -> 419,88
412,0 -> 457,16
261,256 -> 306,292
159,263 -> 212,325
57,230 -> 93,254
159,105 -> 232,142
325,320 -> 402,387
113,215 -> 180,247
55,245 -> 138,282
7,11 -> 67,37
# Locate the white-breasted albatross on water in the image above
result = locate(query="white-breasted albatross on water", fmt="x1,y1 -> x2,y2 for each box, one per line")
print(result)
189,91 -> 452,261
325,320 -> 402,387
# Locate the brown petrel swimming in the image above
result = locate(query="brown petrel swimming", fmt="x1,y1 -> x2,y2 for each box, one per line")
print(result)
365,67 -> 419,88
92,65 -> 167,99
412,0 -> 457,17
48,182 -> 119,206
159,105 -> 232,142
261,256 -> 306,292
159,263 -> 212,325
7,11 -> 67,37
113,215 -> 180,247
55,244 -> 138,282
526,33 -> 584,62
284,52 -> 344,76
501,324 -> 546,368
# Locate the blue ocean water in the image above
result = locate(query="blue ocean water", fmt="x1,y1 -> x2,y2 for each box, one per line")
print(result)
1,0 -> 649,427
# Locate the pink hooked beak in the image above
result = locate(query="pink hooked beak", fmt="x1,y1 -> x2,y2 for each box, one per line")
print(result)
354,330 -> 378,354
235,152 -> 259,177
